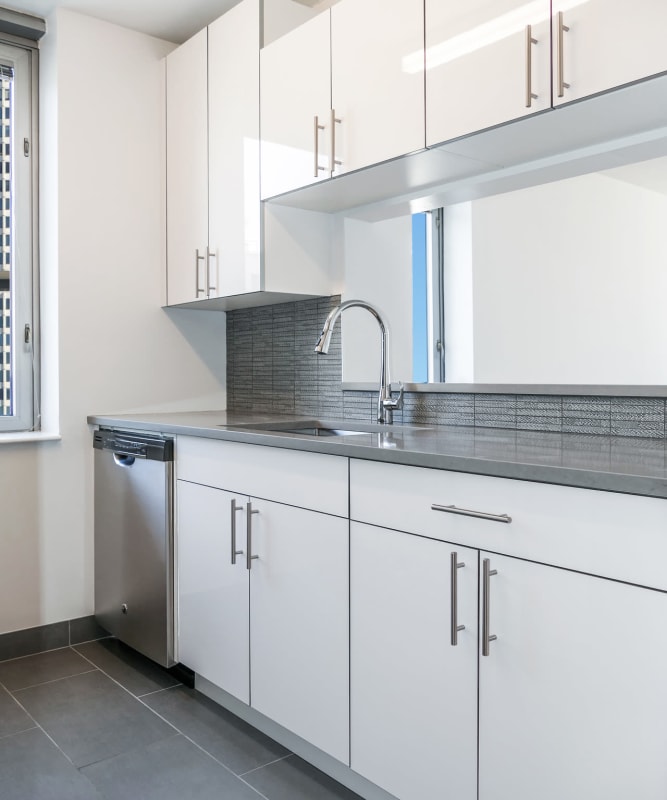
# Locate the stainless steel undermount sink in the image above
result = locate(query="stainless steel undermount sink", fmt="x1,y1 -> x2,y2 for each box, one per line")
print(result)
220,419 -> 431,437
219,419 -> 434,437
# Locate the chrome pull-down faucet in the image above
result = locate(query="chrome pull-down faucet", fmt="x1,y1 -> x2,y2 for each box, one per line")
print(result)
314,300 -> 404,424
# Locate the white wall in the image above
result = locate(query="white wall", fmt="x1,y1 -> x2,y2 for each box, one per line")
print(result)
0,10 -> 228,635
471,173 -> 667,383
341,215 -> 412,385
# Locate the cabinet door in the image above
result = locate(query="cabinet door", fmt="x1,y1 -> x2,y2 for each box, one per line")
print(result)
260,12 -> 331,199
208,1 -> 261,298
426,0 -> 550,146
331,0 -> 425,174
350,523 -> 478,800
553,0 -> 667,106
249,499 -> 349,764
479,553 -> 667,800
166,29 -> 209,306
177,480 -> 250,704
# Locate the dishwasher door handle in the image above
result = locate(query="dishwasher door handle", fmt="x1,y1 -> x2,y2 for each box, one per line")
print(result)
112,453 -> 136,467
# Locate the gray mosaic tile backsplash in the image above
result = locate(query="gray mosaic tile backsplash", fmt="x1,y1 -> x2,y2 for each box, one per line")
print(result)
226,297 -> 667,439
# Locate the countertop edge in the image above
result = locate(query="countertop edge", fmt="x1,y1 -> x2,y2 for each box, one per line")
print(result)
87,413 -> 667,500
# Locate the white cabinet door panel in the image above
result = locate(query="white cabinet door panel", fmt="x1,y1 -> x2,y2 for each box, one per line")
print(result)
331,0 -> 425,174
553,0 -> 667,106
260,12 -> 331,199
351,523 -> 477,800
249,499 -> 349,764
479,553 -> 667,800
166,29 -> 208,306
426,0 -> 551,146
208,1 -> 261,297
177,480 -> 250,704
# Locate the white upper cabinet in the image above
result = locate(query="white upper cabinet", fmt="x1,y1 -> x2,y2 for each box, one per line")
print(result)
330,0 -> 425,175
165,29 -> 208,306
166,1 -> 336,308
426,1 -> 551,147
260,12 -> 331,199
208,0 -> 260,297
552,0 -> 667,106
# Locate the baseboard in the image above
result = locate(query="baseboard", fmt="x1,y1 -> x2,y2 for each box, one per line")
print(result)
0,615 -> 110,662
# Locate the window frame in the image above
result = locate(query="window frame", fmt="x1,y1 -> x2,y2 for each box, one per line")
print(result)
0,36 -> 38,434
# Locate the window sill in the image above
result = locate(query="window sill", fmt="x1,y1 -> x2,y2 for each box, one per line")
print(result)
0,431 -> 61,444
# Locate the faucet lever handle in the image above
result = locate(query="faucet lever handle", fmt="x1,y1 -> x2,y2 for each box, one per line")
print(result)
383,381 -> 404,411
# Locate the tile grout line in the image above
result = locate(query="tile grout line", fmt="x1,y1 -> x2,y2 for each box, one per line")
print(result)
71,647 -> 272,799
4,683 -> 81,769
10,668 -> 99,694
237,752 -> 294,778
0,725 -> 38,742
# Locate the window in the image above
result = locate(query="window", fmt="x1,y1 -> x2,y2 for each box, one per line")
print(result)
0,40 -> 37,433
412,209 -> 444,383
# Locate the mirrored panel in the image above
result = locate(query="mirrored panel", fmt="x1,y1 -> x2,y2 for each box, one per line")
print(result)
341,154 -> 667,386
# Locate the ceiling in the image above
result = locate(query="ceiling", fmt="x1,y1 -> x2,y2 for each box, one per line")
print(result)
4,0 -> 244,43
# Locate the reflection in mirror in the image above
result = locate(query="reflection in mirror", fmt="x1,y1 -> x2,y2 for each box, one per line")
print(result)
342,154 -> 667,386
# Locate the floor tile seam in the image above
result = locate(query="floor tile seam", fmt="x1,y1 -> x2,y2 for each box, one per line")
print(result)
237,752 -> 294,778
0,643 -> 74,666
10,668 -> 99,695
76,731 -> 183,772
134,694 -> 270,798
137,683 -> 182,699
6,689 -> 79,768
71,645 -> 183,709
0,724 -> 38,742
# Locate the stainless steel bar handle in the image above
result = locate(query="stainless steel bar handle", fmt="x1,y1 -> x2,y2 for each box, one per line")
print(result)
206,247 -> 216,296
525,25 -> 538,108
431,504 -> 512,524
246,501 -> 260,571
195,249 -> 206,296
482,558 -> 498,657
557,11 -> 570,97
330,108 -> 342,177
230,499 -> 244,565
450,552 -> 466,646
313,116 -> 325,178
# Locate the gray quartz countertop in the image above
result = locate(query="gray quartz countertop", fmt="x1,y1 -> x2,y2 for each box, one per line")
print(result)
87,410 -> 667,499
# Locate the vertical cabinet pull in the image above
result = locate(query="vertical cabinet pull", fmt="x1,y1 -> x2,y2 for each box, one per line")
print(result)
525,25 -> 538,108
313,115 -> 326,177
330,108 -> 342,176
450,552 -> 466,646
206,247 -> 216,296
557,11 -> 570,97
246,502 -> 260,571
482,558 -> 498,657
230,499 -> 244,565
195,249 -> 206,297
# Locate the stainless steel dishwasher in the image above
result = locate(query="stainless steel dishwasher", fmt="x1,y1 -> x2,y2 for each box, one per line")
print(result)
93,428 -> 175,667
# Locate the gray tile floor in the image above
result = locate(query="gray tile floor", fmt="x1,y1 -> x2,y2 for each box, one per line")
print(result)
0,638 -> 363,800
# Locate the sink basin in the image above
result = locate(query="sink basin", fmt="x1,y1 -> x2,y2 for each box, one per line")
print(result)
220,419 -> 424,437
267,426 -> 368,437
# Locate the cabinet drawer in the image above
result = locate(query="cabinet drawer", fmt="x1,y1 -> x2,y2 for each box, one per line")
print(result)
176,437 -> 348,517
350,459 -> 667,590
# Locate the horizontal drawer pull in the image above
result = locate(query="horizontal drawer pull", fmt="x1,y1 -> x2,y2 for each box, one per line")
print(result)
431,504 -> 512,524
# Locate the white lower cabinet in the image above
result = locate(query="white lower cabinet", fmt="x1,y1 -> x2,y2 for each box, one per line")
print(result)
350,522 -> 478,800
177,481 -> 250,703
479,553 -> 667,800
178,442 -> 667,799
176,438 -> 350,764
249,499 -> 349,764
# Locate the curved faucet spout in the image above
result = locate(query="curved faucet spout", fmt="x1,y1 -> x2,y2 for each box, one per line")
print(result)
315,300 -> 401,424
